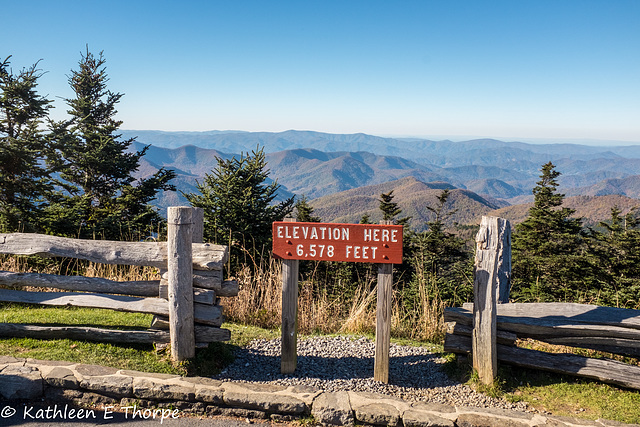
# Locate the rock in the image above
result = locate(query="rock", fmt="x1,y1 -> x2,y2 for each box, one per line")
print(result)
455,407 -> 534,427
0,365 -> 43,399
195,384 -> 225,404
75,364 -> 118,377
312,391 -> 354,426
43,367 -> 79,389
402,409 -> 455,427
354,403 -> 401,426
132,377 -> 196,401
223,382 -> 308,415
79,374 -> 133,398
218,407 -> 268,419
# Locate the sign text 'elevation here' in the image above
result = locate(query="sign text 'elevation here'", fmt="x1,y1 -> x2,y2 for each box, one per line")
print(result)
272,222 -> 403,264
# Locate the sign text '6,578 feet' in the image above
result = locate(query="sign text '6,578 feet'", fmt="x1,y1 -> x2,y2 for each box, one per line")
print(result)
272,221 -> 403,264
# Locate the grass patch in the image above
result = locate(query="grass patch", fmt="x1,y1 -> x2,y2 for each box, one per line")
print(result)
0,303 -> 153,329
502,365 -> 640,425
0,303 -> 280,376
443,353 -> 640,425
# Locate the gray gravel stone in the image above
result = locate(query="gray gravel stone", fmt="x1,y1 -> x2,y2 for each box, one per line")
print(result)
214,335 -> 532,412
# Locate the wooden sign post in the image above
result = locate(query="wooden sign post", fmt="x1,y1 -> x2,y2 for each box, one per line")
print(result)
472,215 -> 511,385
273,220 -> 402,381
280,218 -> 299,374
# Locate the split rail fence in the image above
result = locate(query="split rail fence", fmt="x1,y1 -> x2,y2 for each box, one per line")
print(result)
444,215 -> 640,391
0,206 -> 238,361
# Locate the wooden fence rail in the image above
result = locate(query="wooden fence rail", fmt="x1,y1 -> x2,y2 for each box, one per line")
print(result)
0,206 -> 238,361
444,215 -> 640,390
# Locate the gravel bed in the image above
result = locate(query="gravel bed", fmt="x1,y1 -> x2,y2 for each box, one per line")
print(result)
214,335 -> 532,412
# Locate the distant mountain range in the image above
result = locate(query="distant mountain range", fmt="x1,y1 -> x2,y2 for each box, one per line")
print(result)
123,130 -> 640,225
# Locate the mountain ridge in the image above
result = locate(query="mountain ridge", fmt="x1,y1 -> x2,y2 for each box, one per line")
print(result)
123,129 -> 640,220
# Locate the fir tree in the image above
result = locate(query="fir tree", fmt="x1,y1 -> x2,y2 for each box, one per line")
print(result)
587,207 -> 640,307
0,56 -> 52,232
45,49 -> 175,240
379,190 -> 401,221
410,189 -> 470,305
295,195 -> 320,222
511,162 -> 587,302
184,146 -> 294,266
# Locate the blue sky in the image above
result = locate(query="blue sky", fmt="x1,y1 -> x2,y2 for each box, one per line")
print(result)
3,0 -> 640,143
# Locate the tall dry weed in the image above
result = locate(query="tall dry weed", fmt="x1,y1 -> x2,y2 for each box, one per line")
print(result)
223,258 -> 282,329
339,281 -> 377,335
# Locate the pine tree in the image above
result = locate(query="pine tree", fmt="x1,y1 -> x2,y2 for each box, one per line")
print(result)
295,195 -> 320,222
410,189 -> 470,305
511,162 -> 587,302
379,190 -> 401,221
587,207 -> 640,307
45,49 -> 175,240
0,56 -> 53,232
184,146 -> 294,266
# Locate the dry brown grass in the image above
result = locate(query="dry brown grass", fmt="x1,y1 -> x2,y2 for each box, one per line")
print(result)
223,255 -> 445,342
1,253 -> 446,343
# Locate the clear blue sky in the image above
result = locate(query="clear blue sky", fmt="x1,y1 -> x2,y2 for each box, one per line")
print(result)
4,0 -> 639,143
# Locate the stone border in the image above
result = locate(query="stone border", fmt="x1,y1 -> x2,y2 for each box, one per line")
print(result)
1,356 -> 637,427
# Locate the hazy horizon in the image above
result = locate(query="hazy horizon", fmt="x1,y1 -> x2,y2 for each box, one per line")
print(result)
6,1 -> 639,143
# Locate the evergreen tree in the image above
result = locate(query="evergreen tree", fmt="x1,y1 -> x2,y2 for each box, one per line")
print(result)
410,189 -> 470,306
511,162 -> 587,302
295,195 -> 320,222
379,190 -> 401,221
184,146 -> 294,266
359,213 -> 372,224
45,49 -> 174,240
587,207 -> 640,307
0,56 -> 52,232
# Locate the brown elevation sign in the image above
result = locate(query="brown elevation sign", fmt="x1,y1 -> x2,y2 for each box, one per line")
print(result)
272,222 -> 403,264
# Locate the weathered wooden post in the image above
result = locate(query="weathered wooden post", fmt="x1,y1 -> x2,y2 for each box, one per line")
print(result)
192,207 -> 204,244
281,218 -> 299,374
374,262 -> 393,383
472,215 -> 511,385
167,206 -> 195,361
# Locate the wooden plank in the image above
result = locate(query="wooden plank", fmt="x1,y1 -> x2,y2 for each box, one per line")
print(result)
0,288 -> 222,328
374,262 -> 393,383
160,274 -> 238,297
195,325 -> 231,343
194,303 -> 223,327
496,344 -> 640,390
159,284 -> 216,305
443,334 -> 640,390
473,216 -> 509,385
543,337 -> 640,359
446,322 -> 517,345
0,323 -> 169,344
167,207 -> 195,361
448,306 -> 640,340
446,306 -> 640,356
0,271 -> 159,297
0,232 -> 227,271
0,288 -> 169,315
151,315 -> 170,330
462,302 -> 640,330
